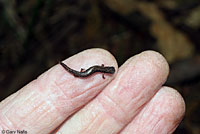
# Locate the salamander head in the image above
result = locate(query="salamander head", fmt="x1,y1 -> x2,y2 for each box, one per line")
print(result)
105,67 -> 115,74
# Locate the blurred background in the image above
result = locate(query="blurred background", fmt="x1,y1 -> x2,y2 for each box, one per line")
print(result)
0,0 -> 200,133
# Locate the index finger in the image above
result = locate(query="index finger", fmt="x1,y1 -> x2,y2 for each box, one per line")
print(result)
0,48 -> 118,134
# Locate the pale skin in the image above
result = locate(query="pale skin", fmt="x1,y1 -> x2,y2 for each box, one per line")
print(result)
0,49 -> 185,134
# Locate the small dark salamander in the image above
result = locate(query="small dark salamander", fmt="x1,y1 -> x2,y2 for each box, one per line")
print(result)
59,62 -> 115,79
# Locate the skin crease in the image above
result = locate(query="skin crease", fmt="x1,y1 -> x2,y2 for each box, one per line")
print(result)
0,48 -> 185,134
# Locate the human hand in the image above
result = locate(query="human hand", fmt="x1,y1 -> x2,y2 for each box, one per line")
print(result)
0,48 -> 185,134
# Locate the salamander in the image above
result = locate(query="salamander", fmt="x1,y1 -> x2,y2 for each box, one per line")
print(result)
59,62 -> 115,79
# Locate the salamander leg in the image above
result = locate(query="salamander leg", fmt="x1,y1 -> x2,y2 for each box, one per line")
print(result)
101,64 -> 105,79
102,73 -> 105,79
80,68 -> 85,72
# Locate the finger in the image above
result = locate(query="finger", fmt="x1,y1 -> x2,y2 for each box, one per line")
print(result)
57,51 -> 169,134
120,86 -> 185,134
0,48 -> 118,134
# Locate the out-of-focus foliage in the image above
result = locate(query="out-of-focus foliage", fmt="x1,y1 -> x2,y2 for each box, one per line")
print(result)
0,0 -> 200,133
